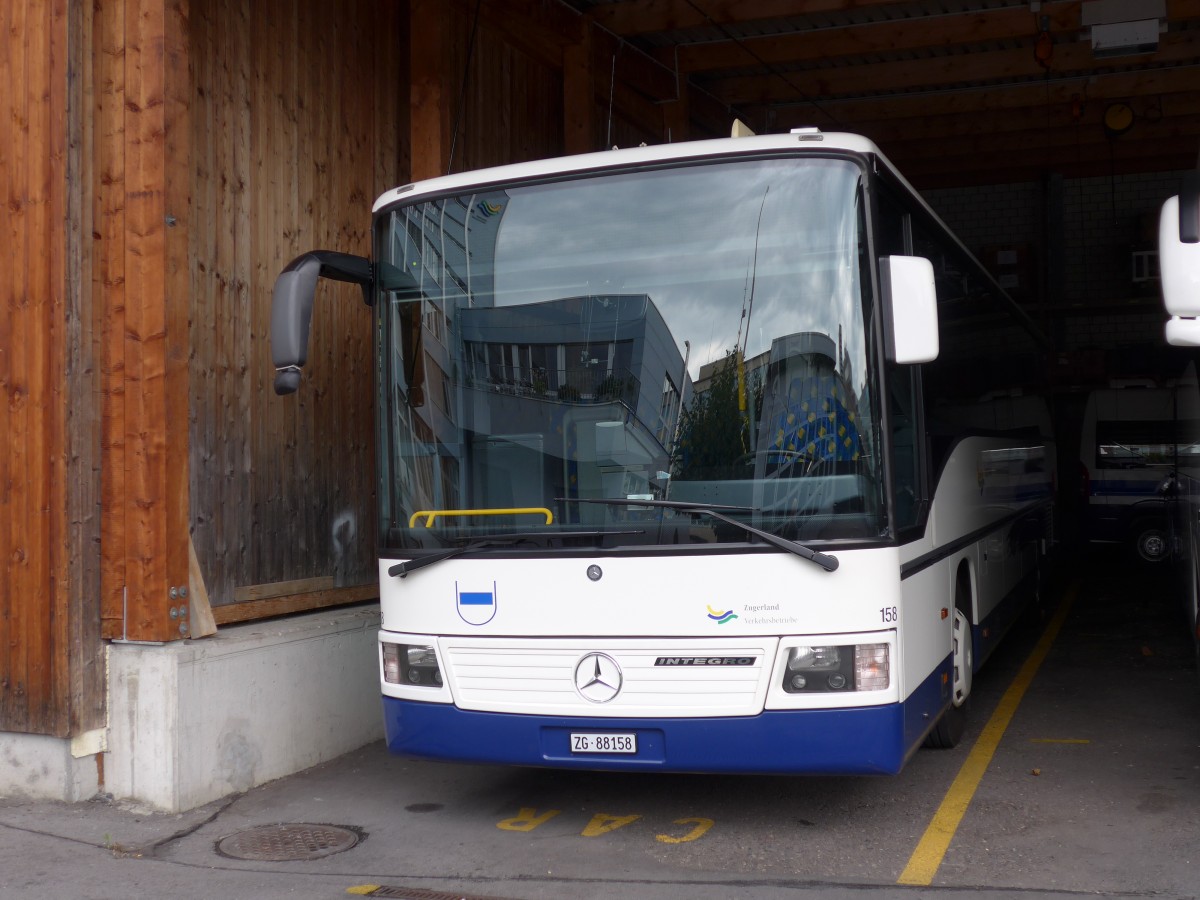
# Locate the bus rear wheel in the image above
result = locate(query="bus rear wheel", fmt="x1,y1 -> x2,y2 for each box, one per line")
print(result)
925,604 -> 973,749
1130,519 -> 1169,564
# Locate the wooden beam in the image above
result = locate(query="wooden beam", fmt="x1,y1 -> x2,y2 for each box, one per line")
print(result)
590,24 -> 679,106
689,83 -> 737,137
586,0 -> 918,37
233,576 -> 337,603
163,0 -> 190,637
98,0 -> 127,641
769,66 -> 1200,126
881,118 -> 1200,173
662,83 -> 691,144
187,536 -> 217,638
69,0 -> 107,735
609,76 -> 672,144
704,30 -> 1200,105
670,0 -> 1200,73
0,0 -> 73,735
893,137 -> 1198,189
410,0 -> 453,180
468,0 -> 581,72
563,22 -> 596,154
669,3 -> 1080,74
212,584 -> 378,626
100,0 -> 191,643
844,92 -> 1200,144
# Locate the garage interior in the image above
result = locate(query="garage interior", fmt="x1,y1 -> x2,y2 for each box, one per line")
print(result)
2,0 -> 1198,811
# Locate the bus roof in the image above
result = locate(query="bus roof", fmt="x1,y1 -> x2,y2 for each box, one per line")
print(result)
372,130 -> 907,214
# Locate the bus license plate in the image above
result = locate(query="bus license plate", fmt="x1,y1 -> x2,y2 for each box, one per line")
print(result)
570,732 -> 637,754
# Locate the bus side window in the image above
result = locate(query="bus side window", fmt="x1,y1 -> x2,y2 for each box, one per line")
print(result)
875,185 -> 923,533
889,365 -> 922,532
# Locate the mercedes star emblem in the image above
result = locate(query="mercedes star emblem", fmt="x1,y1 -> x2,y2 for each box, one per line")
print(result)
574,652 -> 623,703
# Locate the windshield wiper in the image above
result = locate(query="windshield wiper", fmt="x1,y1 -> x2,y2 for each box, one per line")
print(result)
562,497 -> 839,572
388,529 -> 643,578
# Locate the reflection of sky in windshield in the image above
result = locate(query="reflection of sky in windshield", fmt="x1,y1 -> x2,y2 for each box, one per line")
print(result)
490,159 -> 866,385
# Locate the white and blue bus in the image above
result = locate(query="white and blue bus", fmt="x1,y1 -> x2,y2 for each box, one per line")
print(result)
1159,174 -> 1200,675
272,130 -> 1056,774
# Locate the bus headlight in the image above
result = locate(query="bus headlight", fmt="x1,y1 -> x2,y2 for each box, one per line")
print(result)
382,642 -> 442,687
782,642 -> 889,693
787,645 -> 841,670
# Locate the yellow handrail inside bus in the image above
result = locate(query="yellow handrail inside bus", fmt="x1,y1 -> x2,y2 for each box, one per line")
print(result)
409,507 -> 554,528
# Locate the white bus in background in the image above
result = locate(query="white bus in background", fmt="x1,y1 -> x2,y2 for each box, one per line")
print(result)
271,130 -> 1056,774
1159,174 -> 1200,673
1079,381 -> 1200,564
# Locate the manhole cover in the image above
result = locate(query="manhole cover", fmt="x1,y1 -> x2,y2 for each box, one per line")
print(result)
216,823 -> 361,861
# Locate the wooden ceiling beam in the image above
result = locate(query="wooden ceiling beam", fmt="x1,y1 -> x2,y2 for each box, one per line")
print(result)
844,94 -> 1200,147
668,4 -> 1078,74
703,30 -> 1200,105
892,135 -> 1196,180
468,0 -> 583,70
665,0 -> 1200,73
584,0 -> 918,37
590,24 -> 680,103
874,117 -> 1200,166
690,85 -> 738,136
906,155 -> 1194,189
767,66 -> 1200,127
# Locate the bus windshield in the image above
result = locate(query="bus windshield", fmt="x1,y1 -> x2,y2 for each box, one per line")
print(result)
375,156 -> 885,550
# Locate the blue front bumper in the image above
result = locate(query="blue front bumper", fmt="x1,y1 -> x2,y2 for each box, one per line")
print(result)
383,694 -> 929,775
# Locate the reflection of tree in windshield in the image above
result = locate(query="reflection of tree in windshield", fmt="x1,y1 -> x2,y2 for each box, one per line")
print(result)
673,350 -> 762,480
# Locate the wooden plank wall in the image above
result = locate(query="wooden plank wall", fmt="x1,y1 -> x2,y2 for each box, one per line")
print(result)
188,0 -> 677,608
0,0 -> 682,737
0,0 -> 694,736
450,8 -> 565,174
97,0 -> 193,644
0,0 -> 104,736
0,0 -> 64,735
69,0 -> 107,735
188,0 -> 404,604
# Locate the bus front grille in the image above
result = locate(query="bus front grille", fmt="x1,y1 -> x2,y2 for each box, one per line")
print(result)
441,638 -> 777,718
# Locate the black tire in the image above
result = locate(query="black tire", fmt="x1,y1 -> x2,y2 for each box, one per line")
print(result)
924,696 -> 967,749
1130,519 -> 1169,564
925,576 -> 974,749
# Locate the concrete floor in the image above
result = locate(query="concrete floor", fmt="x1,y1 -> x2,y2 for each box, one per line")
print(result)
2,546 -> 1198,900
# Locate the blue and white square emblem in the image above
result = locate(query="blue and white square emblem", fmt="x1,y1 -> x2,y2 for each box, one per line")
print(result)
456,581 -> 497,626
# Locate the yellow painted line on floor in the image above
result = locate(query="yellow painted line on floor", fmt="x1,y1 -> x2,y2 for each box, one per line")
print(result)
897,580 -> 1078,886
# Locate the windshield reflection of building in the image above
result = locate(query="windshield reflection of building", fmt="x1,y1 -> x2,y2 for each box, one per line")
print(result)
457,294 -> 689,523
681,331 -> 862,479
756,331 -> 862,475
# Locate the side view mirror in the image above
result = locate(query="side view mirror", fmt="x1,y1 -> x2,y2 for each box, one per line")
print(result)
880,255 -> 939,364
271,251 -> 371,394
1161,173 -> 1200,347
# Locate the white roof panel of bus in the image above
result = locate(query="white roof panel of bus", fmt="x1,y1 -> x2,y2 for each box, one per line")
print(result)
372,132 -> 894,213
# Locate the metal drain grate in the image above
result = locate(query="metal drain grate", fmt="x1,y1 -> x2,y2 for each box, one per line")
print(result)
216,823 -> 361,861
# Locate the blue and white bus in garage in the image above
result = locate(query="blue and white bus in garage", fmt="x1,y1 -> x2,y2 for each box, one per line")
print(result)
1158,174 -> 1200,676
271,130 -> 1056,774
